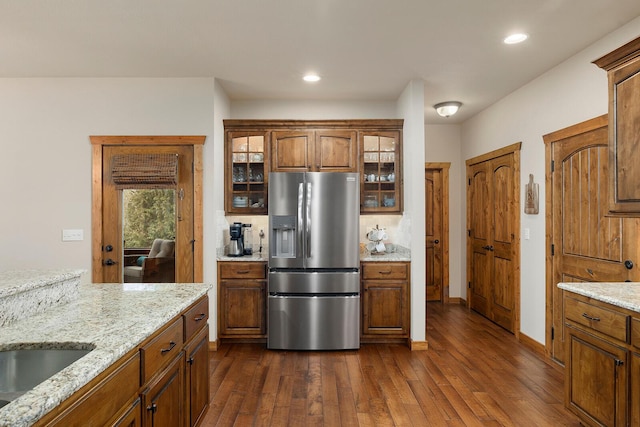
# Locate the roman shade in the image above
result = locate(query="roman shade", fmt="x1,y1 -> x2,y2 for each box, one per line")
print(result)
111,153 -> 178,189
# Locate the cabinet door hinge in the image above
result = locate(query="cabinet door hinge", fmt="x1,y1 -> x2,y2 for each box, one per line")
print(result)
551,160 -> 555,172
551,244 -> 555,256
468,178 -> 471,186
468,281 -> 471,289
551,327 -> 554,340
468,229 -> 471,237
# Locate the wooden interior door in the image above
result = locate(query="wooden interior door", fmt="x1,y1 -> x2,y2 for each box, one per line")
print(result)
98,144 -> 194,284
467,144 -> 520,334
545,116 -> 640,363
425,166 -> 447,302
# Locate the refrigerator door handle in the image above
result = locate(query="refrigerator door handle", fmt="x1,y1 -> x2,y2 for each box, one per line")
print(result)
297,182 -> 304,259
306,182 -> 312,258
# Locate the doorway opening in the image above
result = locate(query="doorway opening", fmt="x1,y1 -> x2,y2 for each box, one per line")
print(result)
122,188 -> 177,283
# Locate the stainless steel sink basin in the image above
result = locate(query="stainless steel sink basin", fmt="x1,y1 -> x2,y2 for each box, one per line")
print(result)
0,348 -> 92,405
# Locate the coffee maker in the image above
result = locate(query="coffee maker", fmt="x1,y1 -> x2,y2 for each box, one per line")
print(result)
227,222 -> 253,257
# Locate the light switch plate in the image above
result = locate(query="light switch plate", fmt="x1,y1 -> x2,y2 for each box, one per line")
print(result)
62,229 -> 84,241
523,228 -> 530,240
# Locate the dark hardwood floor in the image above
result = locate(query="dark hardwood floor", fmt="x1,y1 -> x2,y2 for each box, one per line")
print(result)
201,303 -> 581,426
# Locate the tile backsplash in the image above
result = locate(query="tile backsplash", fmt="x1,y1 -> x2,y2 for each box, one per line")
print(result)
218,212 -> 411,253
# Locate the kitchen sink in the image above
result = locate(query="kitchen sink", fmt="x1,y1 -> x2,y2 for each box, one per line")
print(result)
0,347 -> 92,405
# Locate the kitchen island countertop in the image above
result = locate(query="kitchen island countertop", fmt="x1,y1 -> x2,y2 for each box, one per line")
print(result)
558,281 -> 640,313
0,281 -> 210,427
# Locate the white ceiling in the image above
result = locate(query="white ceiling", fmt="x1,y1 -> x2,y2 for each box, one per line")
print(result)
2,0 -> 640,123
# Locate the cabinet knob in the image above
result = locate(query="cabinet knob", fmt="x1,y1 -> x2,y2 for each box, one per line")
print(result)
624,260 -> 634,269
434,240 -> 439,244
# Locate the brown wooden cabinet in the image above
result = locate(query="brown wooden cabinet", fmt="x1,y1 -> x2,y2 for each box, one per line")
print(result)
225,131 -> 268,214
223,119 -> 403,215
360,261 -> 410,343
35,295 -> 210,427
360,131 -> 402,213
594,36 -> 640,215
563,291 -> 640,426
271,129 -> 357,172
218,261 -> 267,340
142,352 -> 185,427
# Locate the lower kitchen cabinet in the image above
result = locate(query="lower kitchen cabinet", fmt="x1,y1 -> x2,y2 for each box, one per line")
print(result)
142,351 -> 185,427
361,261 -> 410,343
563,291 -> 639,426
111,398 -> 142,427
34,295 -> 210,427
185,327 -> 210,427
218,261 -> 267,340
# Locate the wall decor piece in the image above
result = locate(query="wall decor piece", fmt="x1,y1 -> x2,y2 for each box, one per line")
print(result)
524,173 -> 539,214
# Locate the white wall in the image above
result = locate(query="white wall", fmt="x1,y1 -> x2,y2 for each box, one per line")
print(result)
424,124 -> 463,298
397,79 -> 426,342
460,17 -> 640,343
0,78 -> 216,280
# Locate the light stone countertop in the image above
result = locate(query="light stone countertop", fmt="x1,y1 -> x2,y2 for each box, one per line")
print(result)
558,282 -> 640,313
0,282 -> 210,427
0,269 -> 85,299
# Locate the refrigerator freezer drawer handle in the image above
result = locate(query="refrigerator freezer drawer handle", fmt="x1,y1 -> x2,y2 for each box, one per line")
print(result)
306,182 -> 312,258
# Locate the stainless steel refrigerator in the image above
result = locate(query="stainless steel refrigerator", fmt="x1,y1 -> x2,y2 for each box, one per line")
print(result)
268,172 -> 360,350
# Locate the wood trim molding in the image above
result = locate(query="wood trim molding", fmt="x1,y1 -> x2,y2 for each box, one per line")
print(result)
465,142 -> 522,166
90,135 -> 206,283
518,332 -> 546,359
223,119 -> 404,131
90,135 -> 206,146
410,339 -> 429,351
542,115 -> 607,144
208,339 -> 219,352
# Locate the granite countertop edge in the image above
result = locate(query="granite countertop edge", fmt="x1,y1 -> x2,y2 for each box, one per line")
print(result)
0,269 -> 86,299
558,282 -> 640,313
0,282 -> 211,427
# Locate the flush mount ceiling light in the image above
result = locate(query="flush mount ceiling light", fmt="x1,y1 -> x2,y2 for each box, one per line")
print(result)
504,33 -> 528,44
434,101 -> 462,118
303,73 -> 321,82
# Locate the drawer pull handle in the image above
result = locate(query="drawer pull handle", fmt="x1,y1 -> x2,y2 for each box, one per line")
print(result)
379,270 -> 392,275
160,341 -> 177,354
194,313 -> 206,321
582,313 -> 600,322
237,270 -> 250,274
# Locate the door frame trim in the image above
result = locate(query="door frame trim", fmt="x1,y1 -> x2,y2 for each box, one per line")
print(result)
466,142 -> 521,337
90,135 -> 206,283
425,162 -> 450,304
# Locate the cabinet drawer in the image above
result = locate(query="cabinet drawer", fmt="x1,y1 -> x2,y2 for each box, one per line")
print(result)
632,317 -> 640,350
362,262 -> 408,280
565,297 -> 628,342
141,317 -> 184,384
184,296 -> 209,342
219,262 -> 266,279
46,352 -> 140,426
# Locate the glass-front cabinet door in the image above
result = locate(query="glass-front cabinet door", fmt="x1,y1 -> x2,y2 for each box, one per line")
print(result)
226,131 -> 268,214
360,131 -> 402,213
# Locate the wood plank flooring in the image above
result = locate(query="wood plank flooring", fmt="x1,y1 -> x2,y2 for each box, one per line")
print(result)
200,303 -> 581,426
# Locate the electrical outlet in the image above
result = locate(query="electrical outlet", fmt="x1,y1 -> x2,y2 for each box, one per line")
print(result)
62,229 -> 84,241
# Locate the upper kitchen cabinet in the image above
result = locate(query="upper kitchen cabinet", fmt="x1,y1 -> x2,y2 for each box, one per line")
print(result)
360,130 -> 402,213
223,119 -> 403,215
594,36 -> 640,215
225,129 -> 268,215
271,129 -> 357,172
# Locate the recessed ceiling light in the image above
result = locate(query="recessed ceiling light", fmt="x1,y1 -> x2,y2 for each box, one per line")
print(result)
303,73 -> 321,82
504,33 -> 528,45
